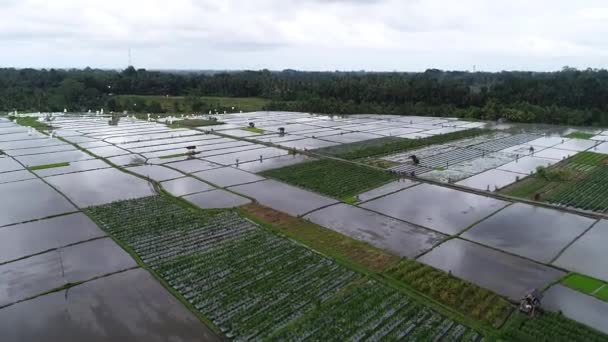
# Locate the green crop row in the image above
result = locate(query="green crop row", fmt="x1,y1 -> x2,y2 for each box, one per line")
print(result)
501,312 -> 608,342
261,158 -> 395,199
569,151 -> 608,166
86,196 -> 483,340
548,167 -> 608,212
271,280 -> 481,341
385,259 -> 513,328
315,128 -> 489,160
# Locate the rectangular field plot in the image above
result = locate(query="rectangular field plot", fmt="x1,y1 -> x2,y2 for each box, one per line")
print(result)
203,147 -> 288,166
231,179 -> 338,216
0,170 -> 36,184
547,166 -> 608,212
456,169 -> 523,191
591,142 -> 608,154
8,144 -> 76,156
161,177 -> 215,197
471,133 -> 540,152
304,204 -> 446,257
234,154 -> 314,173
557,138 -> 599,152
261,159 -> 395,199
0,269 -> 221,342
277,138 -> 340,150
418,148 -> 484,169
498,156 -> 555,174
362,183 -> 509,235
534,148 -> 576,160
320,132 -> 384,144
163,159 -> 223,173
15,150 -> 93,167
45,168 -> 156,207
350,140 -> 453,162
554,220 -> 608,282
0,238 -> 136,307
85,196 -> 481,340
183,189 -> 251,209
418,239 -> 565,300
562,274 -> 608,301
87,145 -> 131,158
419,168 -> 473,183
33,159 -> 111,177
0,157 -> 23,173
528,136 -> 567,148
126,164 -> 184,182
543,285 -> 608,335
448,151 -> 517,175
356,179 -> 418,202
499,143 -> 545,156
462,203 -> 596,263
0,213 -> 105,264
0,179 -> 76,227
193,167 -> 265,187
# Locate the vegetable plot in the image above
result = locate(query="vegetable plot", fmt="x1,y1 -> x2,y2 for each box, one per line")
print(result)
261,159 -> 395,199
272,280 -> 482,341
548,167 -> 608,212
385,259 -> 513,328
86,196 -> 482,340
502,312 -> 608,342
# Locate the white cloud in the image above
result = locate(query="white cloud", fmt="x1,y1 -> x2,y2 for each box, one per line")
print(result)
1,0 -> 608,71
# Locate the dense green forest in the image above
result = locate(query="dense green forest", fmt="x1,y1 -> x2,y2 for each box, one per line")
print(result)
2,66 -> 608,126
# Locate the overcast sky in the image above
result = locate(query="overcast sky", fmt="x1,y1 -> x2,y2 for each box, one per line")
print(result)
2,0 -> 608,71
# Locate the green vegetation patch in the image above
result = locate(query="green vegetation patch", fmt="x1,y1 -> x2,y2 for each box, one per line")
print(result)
261,159 -> 395,198
167,119 -> 223,129
341,195 -> 359,204
501,311 -> 608,341
316,128 -> 489,160
14,116 -> 52,131
241,127 -> 265,134
114,95 -> 270,113
597,286 -> 608,301
500,176 -> 550,199
563,274 -> 605,294
565,132 -> 595,139
562,274 -> 608,302
385,259 -> 513,328
570,151 -> 608,166
158,153 -> 191,159
502,152 -> 608,213
271,279 -> 482,341
28,162 -> 70,171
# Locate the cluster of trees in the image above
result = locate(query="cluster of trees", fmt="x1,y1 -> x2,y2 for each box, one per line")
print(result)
2,66 -> 608,126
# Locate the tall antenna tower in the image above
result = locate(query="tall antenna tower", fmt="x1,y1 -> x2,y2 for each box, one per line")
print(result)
128,47 -> 132,67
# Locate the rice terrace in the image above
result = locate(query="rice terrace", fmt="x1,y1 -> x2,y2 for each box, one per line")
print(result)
1,108 -> 608,342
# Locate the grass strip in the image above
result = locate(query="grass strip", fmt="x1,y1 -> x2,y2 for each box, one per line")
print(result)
168,119 -> 222,129
158,153 -> 191,159
564,132 -> 595,139
261,158 -> 395,198
241,127 -> 265,134
562,273 -> 608,303
28,162 -> 70,171
239,203 -> 398,273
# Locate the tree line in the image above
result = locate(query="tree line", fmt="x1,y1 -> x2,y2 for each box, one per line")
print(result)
2,66 -> 608,126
